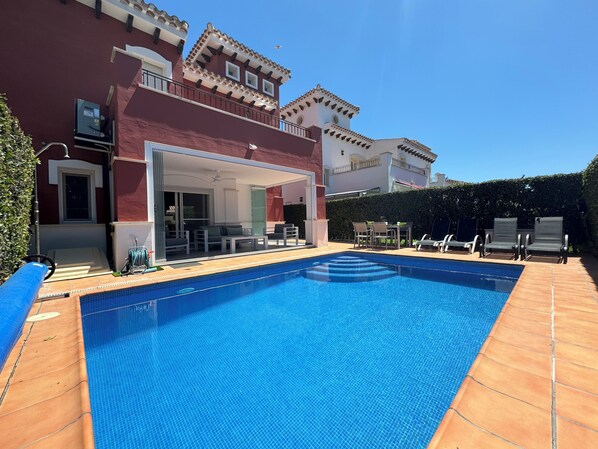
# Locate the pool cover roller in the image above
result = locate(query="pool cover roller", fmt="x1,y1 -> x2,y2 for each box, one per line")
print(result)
0,262 -> 48,372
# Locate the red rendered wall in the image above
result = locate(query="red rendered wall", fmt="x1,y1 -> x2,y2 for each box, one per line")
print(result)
0,0 -> 182,225
111,50 -> 324,222
203,53 -> 280,102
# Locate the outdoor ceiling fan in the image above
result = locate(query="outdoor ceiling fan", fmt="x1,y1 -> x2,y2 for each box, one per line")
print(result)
211,169 -> 235,182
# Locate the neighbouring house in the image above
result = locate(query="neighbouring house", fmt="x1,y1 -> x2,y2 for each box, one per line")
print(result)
1,0 -> 327,274
428,173 -> 468,188
280,85 -> 437,202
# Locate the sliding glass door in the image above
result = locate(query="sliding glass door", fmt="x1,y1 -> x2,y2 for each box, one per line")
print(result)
164,191 -> 211,254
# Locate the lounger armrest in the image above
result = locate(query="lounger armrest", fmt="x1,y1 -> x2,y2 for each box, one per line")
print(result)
440,234 -> 451,247
516,234 -> 521,259
485,233 -> 492,244
446,234 -> 454,242
421,234 -> 431,241
525,234 -> 532,247
564,234 -> 569,250
470,235 -> 481,254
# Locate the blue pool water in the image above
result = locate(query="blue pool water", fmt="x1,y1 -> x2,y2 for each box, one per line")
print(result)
82,253 -> 522,448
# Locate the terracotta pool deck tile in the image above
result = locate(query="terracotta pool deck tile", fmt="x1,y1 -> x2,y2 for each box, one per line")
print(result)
0,361 -> 84,415
556,359 -> 598,395
501,304 -> 551,324
427,409 -> 520,449
482,338 -> 551,379
12,347 -> 83,384
507,297 -> 552,313
0,384 -> 88,449
556,383 -> 598,431
497,313 -> 552,337
555,314 -> 598,333
555,327 -> 598,350
555,301 -> 598,315
555,341 -> 598,371
449,377 -> 552,449
556,417 -> 598,449
489,324 -> 552,354
555,306 -> 598,324
24,417 -> 90,449
469,355 -> 552,411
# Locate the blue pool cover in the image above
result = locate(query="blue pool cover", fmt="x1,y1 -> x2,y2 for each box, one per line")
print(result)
82,253 -> 522,448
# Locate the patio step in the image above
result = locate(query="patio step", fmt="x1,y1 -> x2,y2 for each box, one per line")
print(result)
47,247 -> 112,282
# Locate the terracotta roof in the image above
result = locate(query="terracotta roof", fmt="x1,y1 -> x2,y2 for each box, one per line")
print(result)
323,124 -> 373,148
119,0 -> 189,33
281,85 -> 360,116
183,61 -> 279,110
186,23 -> 291,83
397,138 -> 437,162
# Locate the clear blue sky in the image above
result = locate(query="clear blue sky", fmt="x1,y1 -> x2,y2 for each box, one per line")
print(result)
166,0 -> 597,182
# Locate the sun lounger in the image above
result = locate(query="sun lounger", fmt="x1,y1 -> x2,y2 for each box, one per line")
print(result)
444,218 -> 480,254
416,218 -> 451,251
481,218 -> 519,260
523,216 -> 568,263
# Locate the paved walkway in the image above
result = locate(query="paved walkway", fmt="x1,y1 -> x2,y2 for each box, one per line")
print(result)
1,244 -> 596,448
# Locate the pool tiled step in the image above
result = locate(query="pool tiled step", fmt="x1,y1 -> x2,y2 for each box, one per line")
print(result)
303,256 -> 397,282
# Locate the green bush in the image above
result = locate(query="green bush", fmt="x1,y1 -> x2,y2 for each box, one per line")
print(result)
326,172 -> 587,248
0,95 -> 36,281
583,154 -> 598,254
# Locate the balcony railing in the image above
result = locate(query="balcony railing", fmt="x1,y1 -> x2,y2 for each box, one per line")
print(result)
392,158 -> 426,176
141,70 -> 311,139
332,157 -> 380,174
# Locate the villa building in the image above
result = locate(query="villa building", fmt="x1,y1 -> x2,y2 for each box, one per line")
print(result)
280,85 -> 437,202
1,0 -> 327,273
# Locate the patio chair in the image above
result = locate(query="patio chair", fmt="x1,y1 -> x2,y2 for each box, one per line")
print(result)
352,222 -> 370,248
265,223 -> 299,246
165,230 -> 190,254
481,218 -> 520,260
444,218 -> 480,254
416,218 -> 451,251
523,217 -> 568,264
371,222 -> 398,249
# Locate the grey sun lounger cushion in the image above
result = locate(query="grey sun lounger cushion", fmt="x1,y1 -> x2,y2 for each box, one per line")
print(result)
444,218 -> 479,253
524,217 -> 568,263
482,218 -> 519,259
417,218 -> 451,250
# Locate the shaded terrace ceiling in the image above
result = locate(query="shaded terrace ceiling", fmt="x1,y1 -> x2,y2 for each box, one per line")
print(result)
162,151 -> 308,188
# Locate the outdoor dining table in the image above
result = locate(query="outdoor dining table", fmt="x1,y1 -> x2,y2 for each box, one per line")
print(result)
366,222 -> 413,249
389,222 -> 413,248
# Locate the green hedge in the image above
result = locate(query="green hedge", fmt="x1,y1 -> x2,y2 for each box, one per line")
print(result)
0,95 -> 36,281
326,172 -> 587,248
583,155 -> 598,254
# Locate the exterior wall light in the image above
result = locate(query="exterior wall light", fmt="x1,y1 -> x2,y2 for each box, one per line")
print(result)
248,143 -> 257,150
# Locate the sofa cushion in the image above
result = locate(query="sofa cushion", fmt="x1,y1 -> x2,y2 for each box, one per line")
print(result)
166,238 -> 187,246
203,226 -> 221,237
226,226 -> 243,236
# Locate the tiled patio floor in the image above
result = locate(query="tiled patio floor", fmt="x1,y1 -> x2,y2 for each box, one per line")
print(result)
1,244 -> 597,448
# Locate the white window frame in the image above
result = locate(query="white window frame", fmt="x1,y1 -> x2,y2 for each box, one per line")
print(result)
245,71 -> 258,89
125,45 -> 172,93
226,61 -> 241,81
262,79 -> 275,96
58,168 -> 97,224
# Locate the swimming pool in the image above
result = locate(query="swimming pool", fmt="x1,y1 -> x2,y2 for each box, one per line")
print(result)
82,253 -> 522,448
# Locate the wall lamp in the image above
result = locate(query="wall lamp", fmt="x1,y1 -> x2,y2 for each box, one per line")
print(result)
248,143 -> 257,150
